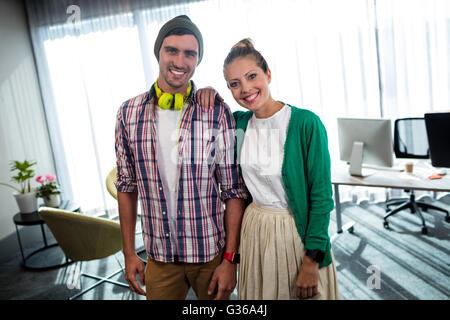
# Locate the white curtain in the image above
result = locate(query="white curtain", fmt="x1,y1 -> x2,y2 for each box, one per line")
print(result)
25,0 -> 450,215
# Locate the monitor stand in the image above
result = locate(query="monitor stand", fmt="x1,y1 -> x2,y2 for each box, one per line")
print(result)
348,141 -> 376,177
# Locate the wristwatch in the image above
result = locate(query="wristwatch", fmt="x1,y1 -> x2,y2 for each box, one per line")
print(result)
305,249 -> 325,263
223,252 -> 240,264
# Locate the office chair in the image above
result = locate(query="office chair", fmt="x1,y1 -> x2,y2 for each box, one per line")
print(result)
106,167 -> 147,263
106,166 -> 118,200
39,207 -> 129,300
383,118 -> 449,234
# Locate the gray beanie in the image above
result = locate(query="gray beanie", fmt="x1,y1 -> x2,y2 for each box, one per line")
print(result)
154,15 -> 203,65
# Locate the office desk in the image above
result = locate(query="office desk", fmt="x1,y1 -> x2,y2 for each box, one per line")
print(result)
331,161 -> 450,242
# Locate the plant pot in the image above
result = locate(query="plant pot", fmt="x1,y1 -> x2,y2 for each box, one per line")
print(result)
14,191 -> 38,214
43,194 -> 60,208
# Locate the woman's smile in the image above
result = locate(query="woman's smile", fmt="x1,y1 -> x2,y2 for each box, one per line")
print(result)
243,91 -> 259,103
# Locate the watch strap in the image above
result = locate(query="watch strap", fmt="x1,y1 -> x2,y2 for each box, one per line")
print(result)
305,249 -> 325,263
223,252 -> 240,264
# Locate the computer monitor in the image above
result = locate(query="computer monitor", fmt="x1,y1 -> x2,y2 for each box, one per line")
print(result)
424,112 -> 450,168
337,118 -> 394,176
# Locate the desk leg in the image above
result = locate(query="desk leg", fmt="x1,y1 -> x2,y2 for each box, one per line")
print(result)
331,184 -> 355,244
334,184 -> 343,233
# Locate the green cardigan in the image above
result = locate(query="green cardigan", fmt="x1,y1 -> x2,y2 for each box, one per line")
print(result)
234,105 -> 334,268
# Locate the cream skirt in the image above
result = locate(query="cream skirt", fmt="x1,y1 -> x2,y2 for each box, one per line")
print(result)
238,202 -> 341,300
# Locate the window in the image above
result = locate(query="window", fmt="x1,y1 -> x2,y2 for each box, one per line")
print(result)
28,0 -> 450,214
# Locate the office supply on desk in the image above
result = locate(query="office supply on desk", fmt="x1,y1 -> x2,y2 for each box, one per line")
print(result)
361,163 -> 405,172
382,118 -> 448,234
425,112 -> 450,168
337,118 -> 394,177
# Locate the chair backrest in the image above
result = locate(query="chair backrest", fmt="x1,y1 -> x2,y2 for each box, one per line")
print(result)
106,167 -> 117,200
39,207 -> 122,262
424,112 -> 450,168
393,118 -> 429,159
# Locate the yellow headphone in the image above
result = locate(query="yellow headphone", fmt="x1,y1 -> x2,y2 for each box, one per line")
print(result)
154,80 -> 192,111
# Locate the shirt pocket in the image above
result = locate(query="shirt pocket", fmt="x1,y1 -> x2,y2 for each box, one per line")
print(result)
183,119 -> 216,165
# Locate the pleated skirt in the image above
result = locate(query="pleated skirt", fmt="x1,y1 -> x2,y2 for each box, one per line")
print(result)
238,202 -> 341,300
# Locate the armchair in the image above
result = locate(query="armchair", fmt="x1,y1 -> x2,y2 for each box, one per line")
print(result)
39,207 -> 129,299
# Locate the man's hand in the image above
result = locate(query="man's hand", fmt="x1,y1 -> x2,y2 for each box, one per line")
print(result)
124,253 -> 146,296
196,86 -> 223,112
207,260 -> 237,300
296,255 -> 319,299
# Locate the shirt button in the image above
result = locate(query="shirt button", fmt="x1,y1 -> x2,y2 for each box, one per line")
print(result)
165,233 -> 169,238
159,187 -> 163,191
162,211 -> 166,215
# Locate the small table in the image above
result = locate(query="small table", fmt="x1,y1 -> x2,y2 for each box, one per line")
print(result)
13,201 -> 80,270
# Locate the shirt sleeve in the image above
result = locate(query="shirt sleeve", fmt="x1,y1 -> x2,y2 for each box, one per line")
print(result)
114,102 -> 138,193
214,102 -> 249,201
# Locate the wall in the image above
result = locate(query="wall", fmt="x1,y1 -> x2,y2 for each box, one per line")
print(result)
0,0 -> 56,262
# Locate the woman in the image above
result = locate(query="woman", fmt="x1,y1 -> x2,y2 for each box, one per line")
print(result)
198,38 -> 340,300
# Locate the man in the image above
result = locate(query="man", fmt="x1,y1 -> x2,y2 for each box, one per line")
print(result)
114,15 -> 247,300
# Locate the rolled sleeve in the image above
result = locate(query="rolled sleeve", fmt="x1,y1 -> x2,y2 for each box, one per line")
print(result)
114,103 -> 138,193
215,103 -> 249,201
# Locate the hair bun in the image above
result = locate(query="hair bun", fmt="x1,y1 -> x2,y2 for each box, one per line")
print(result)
231,38 -> 255,50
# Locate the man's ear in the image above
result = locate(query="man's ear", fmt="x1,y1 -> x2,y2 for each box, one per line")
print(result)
267,68 -> 272,84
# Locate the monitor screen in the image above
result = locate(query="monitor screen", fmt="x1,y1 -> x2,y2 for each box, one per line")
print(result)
424,112 -> 450,168
337,118 -> 394,168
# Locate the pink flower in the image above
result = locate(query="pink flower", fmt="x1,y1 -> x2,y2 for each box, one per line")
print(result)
45,174 -> 56,182
36,175 -> 44,184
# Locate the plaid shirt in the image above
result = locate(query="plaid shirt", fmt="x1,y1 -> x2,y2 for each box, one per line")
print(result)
115,83 -> 248,263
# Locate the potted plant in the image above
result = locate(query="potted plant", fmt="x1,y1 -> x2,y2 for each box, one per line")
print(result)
36,174 -> 61,207
0,160 -> 38,213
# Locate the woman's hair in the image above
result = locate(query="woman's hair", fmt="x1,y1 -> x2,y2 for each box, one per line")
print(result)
223,38 -> 269,75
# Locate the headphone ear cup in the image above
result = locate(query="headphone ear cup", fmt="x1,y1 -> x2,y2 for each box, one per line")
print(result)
159,93 -> 173,109
174,93 -> 184,111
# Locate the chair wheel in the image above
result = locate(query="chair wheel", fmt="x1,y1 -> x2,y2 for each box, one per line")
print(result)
421,227 -> 428,235
445,216 -> 450,223
383,221 -> 389,229
422,207 -> 428,212
348,226 -> 354,234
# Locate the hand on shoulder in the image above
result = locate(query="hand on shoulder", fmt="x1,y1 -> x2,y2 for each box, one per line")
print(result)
196,87 -> 223,112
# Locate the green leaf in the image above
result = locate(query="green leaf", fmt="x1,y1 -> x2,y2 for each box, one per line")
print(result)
2,160 -> 37,194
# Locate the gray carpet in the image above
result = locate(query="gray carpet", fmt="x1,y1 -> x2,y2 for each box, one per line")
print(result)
331,195 -> 450,300
0,196 -> 449,300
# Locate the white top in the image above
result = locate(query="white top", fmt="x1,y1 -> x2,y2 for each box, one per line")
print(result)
155,105 -> 183,253
240,104 -> 291,208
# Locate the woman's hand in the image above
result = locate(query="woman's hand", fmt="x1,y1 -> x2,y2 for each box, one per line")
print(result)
196,86 -> 223,112
296,255 -> 319,299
